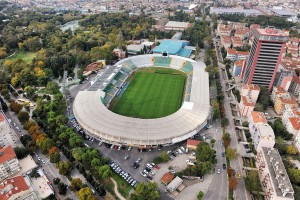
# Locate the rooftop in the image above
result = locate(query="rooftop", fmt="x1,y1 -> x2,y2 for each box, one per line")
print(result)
261,147 -> 294,199
227,48 -> 249,56
241,95 -> 255,107
242,84 -> 260,91
0,176 -> 30,200
255,28 -> 289,38
270,8 -> 297,17
0,146 -> 16,164
0,114 -> 4,122
161,172 -> 175,185
210,7 -> 262,16
152,39 -> 187,55
187,139 -> 201,147
251,111 -> 267,124
167,176 -> 183,192
256,124 -> 275,139
288,117 -> 300,130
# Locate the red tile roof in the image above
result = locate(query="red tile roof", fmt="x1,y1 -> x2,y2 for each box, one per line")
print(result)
242,84 -> 260,91
0,176 -> 29,200
0,146 -> 16,164
161,172 -> 175,185
251,111 -> 267,124
289,117 -> 300,130
187,139 -> 201,147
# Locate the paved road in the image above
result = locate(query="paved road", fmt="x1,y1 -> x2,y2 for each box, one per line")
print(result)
204,120 -> 228,200
214,39 -> 249,200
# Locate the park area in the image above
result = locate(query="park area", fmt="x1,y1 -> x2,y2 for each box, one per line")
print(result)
110,67 -> 186,119
7,51 -> 37,63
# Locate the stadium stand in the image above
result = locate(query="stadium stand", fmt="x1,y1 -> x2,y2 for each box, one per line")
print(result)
170,57 -> 185,69
122,60 -> 137,71
181,61 -> 193,74
121,67 -> 131,74
130,56 -> 154,67
154,56 -> 172,67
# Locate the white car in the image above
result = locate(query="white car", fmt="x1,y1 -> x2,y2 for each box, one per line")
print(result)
217,168 -> 221,174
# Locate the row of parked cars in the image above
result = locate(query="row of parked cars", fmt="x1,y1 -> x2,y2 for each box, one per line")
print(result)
167,146 -> 188,160
140,163 -> 158,180
109,161 -> 138,188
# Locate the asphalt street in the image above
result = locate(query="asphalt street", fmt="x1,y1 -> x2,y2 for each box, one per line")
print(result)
214,39 -> 249,200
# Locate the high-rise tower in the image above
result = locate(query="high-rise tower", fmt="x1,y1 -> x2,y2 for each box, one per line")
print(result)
241,28 -> 289,91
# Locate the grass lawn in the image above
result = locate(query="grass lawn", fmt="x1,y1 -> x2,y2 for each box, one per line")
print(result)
7,51 -> 37,63
111,173 -> 132,198
110,67 -> 186,119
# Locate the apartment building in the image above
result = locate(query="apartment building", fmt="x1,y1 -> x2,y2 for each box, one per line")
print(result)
220,36 -> 232,49
226,48 -> 249,61
0,175 -> 38,200
0,146 -> 20,182
288,75 -> 300,98
248,112 -> 275,151
239,84 -> 260,117
256,147 -> 294,200
241,28 -> 289,91
232,36 -> 244,48
274,93 -> 297,115
271,86 -> 288,103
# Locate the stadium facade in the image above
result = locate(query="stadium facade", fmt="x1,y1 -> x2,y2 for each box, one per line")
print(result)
73,54 -> 210,147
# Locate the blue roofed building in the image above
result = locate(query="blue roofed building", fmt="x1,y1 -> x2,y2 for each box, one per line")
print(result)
152,39 -> 193,58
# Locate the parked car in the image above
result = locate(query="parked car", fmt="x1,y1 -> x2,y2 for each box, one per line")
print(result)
217,168 -> 221,174
124,155 -> 130,160
223,164 -> 226,169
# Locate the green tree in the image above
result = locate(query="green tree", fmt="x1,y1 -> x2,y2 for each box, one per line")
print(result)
70,178 -> 83,191
222,132 -> 231,148
78,187 -> 95,200
36,137 -> 53,154
56,160 -> 73,176
286,145 -> 297,155
196,142 -> 216,163
226,148 -> 237,160
287,168 -> 300,185
90,44 -> 114,64
58,182 -> 67,195
49,151 -> 60,163
197,191 -> 204,200
24,86 -> 35,99
14,147 -> 29,159
18,111 -> 30,124
98,164 -> 112,179
244,171 -> 261,194
130,182 -> 160,200
160,151 -> 170,162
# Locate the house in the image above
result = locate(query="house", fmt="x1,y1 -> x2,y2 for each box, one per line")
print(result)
271,86 -> 287,103
0,175 -> 39,200
220,36 -> 232,49
0,146 -> 21,182
164,21 -> 192,31
231,36 -> 244,48
167,176 -> 184,192
256,147 -> 294,200
161,172 -> 175,185
186,139 -> 201,150
288,75 -> 300,99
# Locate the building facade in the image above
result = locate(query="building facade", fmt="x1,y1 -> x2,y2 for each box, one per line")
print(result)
0,146 -> 20,182
241,28 -> 289,91
256,147 -> 294,200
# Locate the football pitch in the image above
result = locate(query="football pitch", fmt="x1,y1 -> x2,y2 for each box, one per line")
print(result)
109,68 -> 186,119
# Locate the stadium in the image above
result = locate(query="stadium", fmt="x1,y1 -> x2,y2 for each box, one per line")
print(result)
73,54 -> 210,147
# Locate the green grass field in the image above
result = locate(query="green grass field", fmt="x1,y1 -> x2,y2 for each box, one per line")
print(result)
110,68 -> 186,119
7,51 -> 37,63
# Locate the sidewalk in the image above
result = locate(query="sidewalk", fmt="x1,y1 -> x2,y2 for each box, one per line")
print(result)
110,177 -> 126,200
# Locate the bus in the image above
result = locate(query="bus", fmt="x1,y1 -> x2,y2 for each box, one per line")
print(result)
17,98 -> 34,108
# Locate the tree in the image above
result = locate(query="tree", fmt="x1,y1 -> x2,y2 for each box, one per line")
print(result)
36,137 -> 53,154
197,191 -> 204,200
58,182 -> 67,195
229,177 -> 238,190
160,151 -> 170,162
24,86 -> 35,99
9,101 -> 23,113
70,178 -> 83,191
287,168 -> 300,185
222,132 -> 231,148
78,187 -> 96,200
98,164 -> 112,179
244,171 -> 261,193
226,148 -> 237,160
130,182 -> 160,200
56,160 -> 73,176
256,86 -> 269,111
286,145 -> 298,155
196,142 -> 216,163
49,151 -> 60,163
227,167 -> 235,177
18,111 -> 30,124
53,177 -> 60,185
14,147 -> 29,159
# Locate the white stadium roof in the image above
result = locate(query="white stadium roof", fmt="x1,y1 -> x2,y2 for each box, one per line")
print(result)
73,55 -> 210,146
